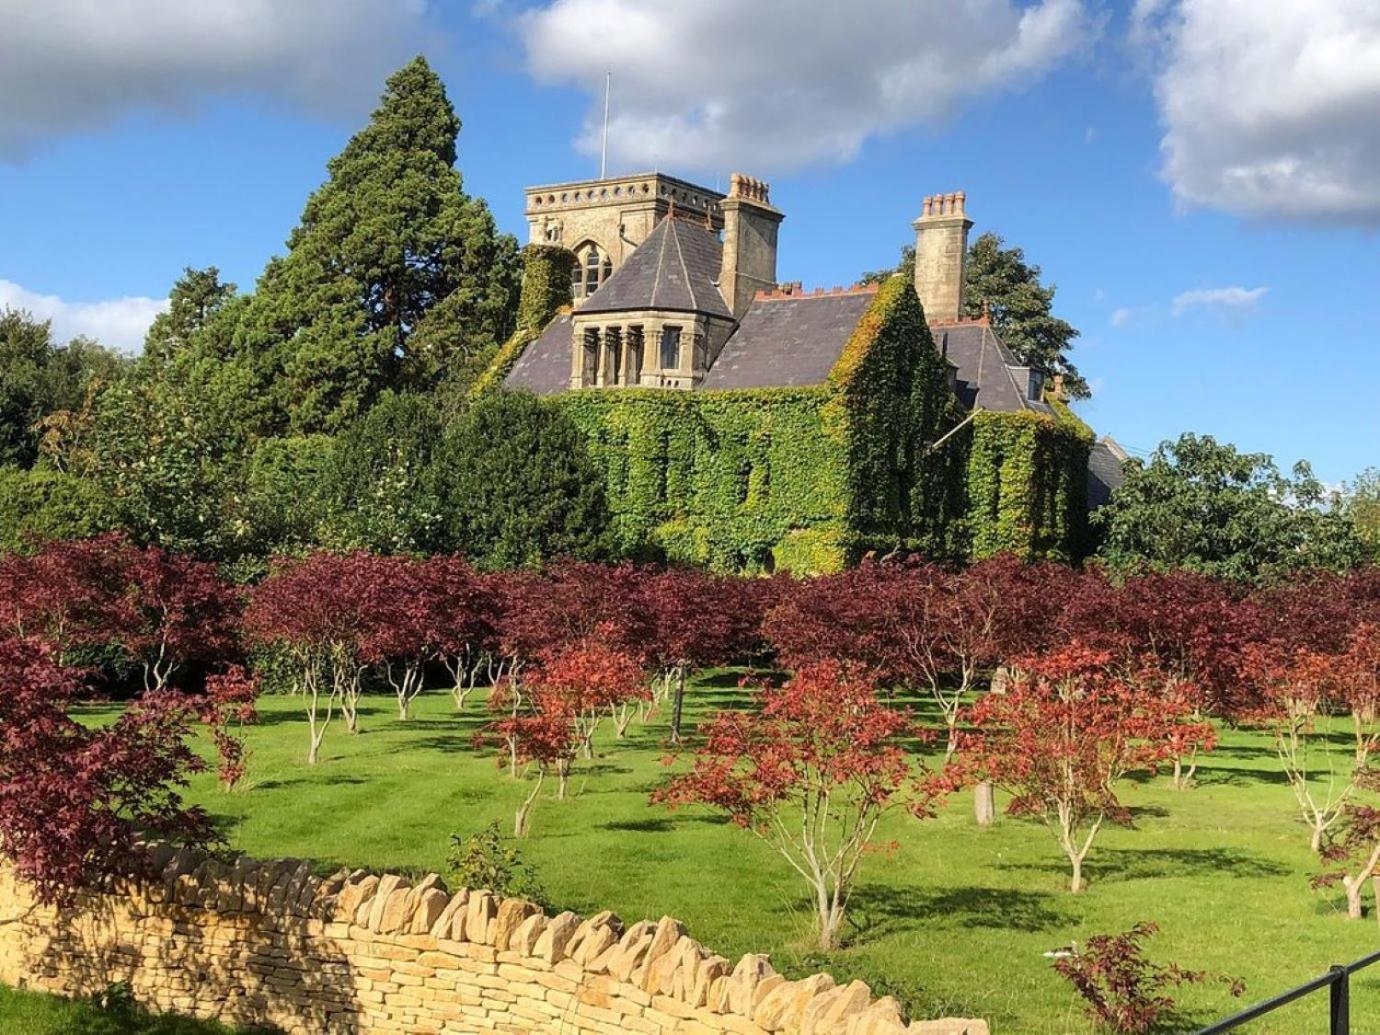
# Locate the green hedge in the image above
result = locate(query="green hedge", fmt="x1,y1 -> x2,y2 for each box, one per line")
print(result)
0,466 -> 121,553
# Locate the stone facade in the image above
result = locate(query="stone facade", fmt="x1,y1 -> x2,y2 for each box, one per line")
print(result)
525,173 -> 726,301
912,193 -> 972,325
0,848 -> 990,1035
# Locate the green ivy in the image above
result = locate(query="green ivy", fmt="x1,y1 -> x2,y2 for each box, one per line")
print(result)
965,407 -> 1092,562
483,274 -> 1089,572
472,245 -> 576,397
517,244 -> 576,332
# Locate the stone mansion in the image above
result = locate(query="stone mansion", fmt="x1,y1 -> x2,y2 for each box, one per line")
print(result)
484,170 -> 1121,570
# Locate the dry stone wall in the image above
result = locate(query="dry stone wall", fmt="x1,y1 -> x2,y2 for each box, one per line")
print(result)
0,846 -> 989,1035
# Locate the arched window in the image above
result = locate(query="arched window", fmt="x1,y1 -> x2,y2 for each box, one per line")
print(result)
571,243 -> 613,299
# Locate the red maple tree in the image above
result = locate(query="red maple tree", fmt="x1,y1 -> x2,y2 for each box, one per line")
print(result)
0,636 -> 211,905
655,661 -> 946,949
958,644 -> 1201,892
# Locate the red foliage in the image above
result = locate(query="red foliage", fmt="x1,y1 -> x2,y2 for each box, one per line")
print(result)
0,535 -> 141,657
125,546 -> 241,690
198,666 -> 260,790
958,644 -> 1203,891
1053,922 -> 1236,1034
655,660 -> 945,948
496,562 -> 653,665
0,636 -> 211,904
0,536 -> 241,689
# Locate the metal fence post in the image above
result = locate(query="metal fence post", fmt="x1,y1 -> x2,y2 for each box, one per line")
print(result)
1329,965 -> 1349,1035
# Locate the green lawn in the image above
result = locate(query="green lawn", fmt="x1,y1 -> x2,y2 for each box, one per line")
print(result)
68,677 -> 1380,1033
0,984 -> 241,1034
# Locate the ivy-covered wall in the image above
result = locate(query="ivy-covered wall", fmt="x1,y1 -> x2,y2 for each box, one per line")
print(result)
964,406 -> 1093,562
479,272 -> 1092,572
472,244 -> 576,396
557,386 -> 849,572
551,278 -> 971,572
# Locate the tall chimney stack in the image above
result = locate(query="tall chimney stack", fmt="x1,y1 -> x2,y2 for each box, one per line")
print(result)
912,191 -> 973,324
720,173 -> 783,320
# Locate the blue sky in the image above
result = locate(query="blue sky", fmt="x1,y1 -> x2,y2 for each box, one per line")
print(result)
0,0 -> 1376,485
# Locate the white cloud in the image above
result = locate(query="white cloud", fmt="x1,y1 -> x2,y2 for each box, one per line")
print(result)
1171,285 -> 1267,320
0,279 -> 166,352
1110,307 -> 1134,327
0,0 -> 435,160
1136,0 -> 1380,223
517,0 -> 1095,173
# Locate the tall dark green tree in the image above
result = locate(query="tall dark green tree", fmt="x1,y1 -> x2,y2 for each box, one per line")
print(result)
240,56 -> 521,434
962,233 -> 1085,398
1096,432 -> 1362,582
430,391 -> 612,568
0,308 -> 55,467
860,231 -> 1085,397
143,266 -> 237,365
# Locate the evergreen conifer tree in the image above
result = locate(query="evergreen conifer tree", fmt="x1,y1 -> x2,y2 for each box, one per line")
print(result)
239,56 -> 520,433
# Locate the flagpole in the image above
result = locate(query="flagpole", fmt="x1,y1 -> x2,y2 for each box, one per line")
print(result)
600,71 -> 611,180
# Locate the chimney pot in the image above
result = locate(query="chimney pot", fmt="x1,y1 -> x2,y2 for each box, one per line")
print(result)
912,189 -> 974,324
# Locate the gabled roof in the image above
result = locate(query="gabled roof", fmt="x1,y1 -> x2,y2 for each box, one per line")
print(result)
700,289 -> 877,390
578,217 -> 733,320
932,320 -> 1053,415
504,313 -> 572,395
1088,436 -> 1130,509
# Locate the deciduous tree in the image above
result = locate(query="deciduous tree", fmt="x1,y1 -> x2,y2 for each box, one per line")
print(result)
959,645 -> 1199,892
0,636 -> 211,905
655,661 -> 945,949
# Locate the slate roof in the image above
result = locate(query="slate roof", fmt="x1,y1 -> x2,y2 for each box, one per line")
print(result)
578,217 -> 733,320
1087,436 -> 1130,509
699,291 -> 877,390
933,321 -> 1052,415
503,312 -> 572,395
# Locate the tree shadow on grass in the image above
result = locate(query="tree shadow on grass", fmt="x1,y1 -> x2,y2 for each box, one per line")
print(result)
846,883 -> 1076,941
997,846 -> 1288,884
1193,765 -> 1291,787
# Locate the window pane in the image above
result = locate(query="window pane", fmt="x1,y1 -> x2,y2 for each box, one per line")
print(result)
660,326 -> 681,371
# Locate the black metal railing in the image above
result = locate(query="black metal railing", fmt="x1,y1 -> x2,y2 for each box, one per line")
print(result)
1193,948 -> 1380,1034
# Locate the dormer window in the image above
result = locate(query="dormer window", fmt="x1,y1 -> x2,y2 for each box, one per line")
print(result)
572,243 -> 612,299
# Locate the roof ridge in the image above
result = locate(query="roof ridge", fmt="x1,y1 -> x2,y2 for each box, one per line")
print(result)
669,219 -> 697,312
649,217 -> 671,308
754,283 -> 880,301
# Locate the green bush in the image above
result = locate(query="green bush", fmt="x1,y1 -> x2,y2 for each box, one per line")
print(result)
430,390 -> 612,568
0,466 -> 121,552
447,822 -> 549,908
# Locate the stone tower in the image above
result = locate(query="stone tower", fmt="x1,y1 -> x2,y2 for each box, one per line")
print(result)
912,191 -> 973,324
719,173 -> 783,320
524,173 -> 724,302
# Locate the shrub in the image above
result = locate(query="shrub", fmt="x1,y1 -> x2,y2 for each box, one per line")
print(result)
1053,921 -> 1242,1034
447,821 -> 549,906
430,390 -> 613,568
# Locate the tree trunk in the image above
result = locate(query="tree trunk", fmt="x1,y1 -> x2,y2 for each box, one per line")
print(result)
515,770 -> 544,838
1345,875 -> 1365,920
670,667 -> 686,745
974,782 -> 996,826
1311,824 -> 1325,855
557,759 -> 570,801
1069,854 -> 1085,894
